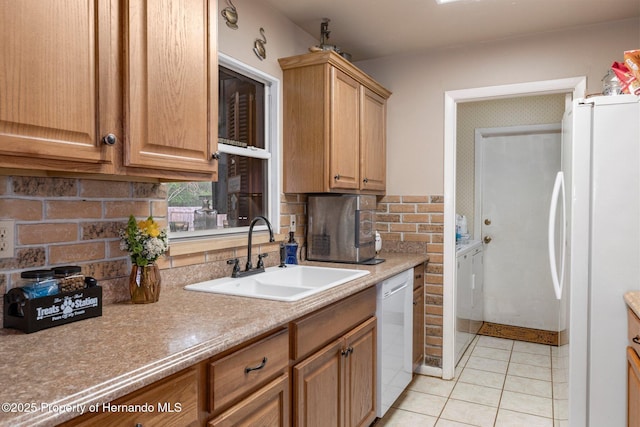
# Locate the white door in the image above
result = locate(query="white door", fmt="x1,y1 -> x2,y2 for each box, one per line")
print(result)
476,124 -> 561,331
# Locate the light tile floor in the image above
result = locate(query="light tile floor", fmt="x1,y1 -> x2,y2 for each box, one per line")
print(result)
377,335 -> 568,427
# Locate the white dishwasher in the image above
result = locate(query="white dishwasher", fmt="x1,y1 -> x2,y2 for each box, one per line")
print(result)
376,268 -> 413,418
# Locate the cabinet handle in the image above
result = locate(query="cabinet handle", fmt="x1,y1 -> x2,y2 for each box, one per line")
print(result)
413,300 -> 417,306
633,336 -> 640,345
334,174 -> 341,181
102,133 -> 117,146
245,356 -> 268,373
341,347 -> 353,357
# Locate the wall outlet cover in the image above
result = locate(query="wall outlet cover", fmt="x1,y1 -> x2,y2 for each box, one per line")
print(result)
0,220 -> 15,259
290,214 -> 297,232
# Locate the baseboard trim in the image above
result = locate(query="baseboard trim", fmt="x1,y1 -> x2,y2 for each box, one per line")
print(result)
414,363 -> 444,378
478,322 -> 559,345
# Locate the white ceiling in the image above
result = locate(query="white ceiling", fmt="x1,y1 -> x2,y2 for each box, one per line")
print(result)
263,0 -> 640,61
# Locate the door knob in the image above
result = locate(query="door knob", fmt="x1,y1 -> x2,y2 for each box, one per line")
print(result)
484,219 -> 491,226
483,236 -> 492,244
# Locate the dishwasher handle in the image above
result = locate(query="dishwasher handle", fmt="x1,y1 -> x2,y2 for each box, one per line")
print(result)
382,282 -> 408,299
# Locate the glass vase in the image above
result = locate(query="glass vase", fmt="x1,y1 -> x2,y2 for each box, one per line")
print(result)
129,263 -> 161,304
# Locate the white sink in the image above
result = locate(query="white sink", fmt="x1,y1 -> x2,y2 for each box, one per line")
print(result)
184,265 -> 370,302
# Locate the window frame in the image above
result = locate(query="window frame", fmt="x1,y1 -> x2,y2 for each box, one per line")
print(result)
167,52 -> 281,245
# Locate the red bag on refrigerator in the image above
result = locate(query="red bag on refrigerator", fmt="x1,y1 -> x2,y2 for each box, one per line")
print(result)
611,61 -> 640,95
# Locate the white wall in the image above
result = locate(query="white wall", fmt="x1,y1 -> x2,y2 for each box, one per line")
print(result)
218,0 -> 317,79
217,0 -> 318,190
356,18 -> 640,195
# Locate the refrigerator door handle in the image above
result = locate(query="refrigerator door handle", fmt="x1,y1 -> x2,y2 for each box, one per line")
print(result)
548,171 -> 566,300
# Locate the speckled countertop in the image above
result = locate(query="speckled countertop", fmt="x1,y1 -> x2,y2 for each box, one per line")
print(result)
624,291 -> 640,319
0,253 -> 427,427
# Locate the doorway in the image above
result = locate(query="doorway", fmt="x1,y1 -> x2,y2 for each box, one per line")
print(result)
441,77 -> 586,381
475,124 -> 561,331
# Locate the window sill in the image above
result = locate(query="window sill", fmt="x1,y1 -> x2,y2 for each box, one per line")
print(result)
168,232 -> 287,257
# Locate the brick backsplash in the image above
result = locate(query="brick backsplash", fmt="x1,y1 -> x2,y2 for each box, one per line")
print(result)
377,195 -> 444,368
0,176 -> 167,306
0,176 -> 301,312
0,177 -> 443,368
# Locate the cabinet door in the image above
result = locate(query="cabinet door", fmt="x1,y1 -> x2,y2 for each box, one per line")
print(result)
629,347 -> 640,427
359,88 -> 386,192
293,338 -> 344,427
125,0 -> 217,176
0,1 -> 113,167
413,286 -> 425,370
344,317 -> 377,427
208,374 -> 290,427
330,68 -> 360,190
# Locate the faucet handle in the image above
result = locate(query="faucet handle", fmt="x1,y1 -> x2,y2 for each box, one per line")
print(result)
257,253 -> 269,269
227,258 -> 240,276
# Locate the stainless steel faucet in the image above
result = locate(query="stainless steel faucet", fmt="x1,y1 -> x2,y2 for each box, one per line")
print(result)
227,215 -> 275,278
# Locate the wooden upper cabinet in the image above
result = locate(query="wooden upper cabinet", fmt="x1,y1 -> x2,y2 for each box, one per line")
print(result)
360,87 -> 387,192
279,51 -> 391,194
0,0 -> 218,181
125,0 -> 217,177
0,0 -> 114,172
330,69 -> 360,190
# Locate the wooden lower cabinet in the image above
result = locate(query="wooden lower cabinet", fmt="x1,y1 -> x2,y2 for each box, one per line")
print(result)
208,374 -> 290,427
293,317 -> 376,427
60,287 -> 383,427
413,285 -> 425,370
628,308 -> 640,427
59,366 -> 200,427
344,317 -> 377,427
628,347 -> 640,427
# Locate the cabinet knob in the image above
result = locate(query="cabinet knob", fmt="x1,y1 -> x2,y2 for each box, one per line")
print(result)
363,177 -> 369,184
102,133 -> 117,146
211,152 -> 221,160
483,236 -> 492,244
334,174 -> 341,181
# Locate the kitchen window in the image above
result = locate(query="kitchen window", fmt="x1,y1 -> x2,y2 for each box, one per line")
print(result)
167,53 -> 279,239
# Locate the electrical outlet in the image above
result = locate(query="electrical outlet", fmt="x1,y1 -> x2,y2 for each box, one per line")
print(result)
0,220 -> 15,259
289,214 -> 297,233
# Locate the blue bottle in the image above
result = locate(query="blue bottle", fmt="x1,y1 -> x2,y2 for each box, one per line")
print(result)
285,232 -> 298,265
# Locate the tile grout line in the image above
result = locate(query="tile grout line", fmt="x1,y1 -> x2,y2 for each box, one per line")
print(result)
492,340 -> 513,427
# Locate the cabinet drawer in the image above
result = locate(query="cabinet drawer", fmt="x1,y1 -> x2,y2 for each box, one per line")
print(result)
628,308 -> 640,356
61,366 -> 199,427
208,373 -> 290,427
291,287 -> 376,361
209,328 -> 289,413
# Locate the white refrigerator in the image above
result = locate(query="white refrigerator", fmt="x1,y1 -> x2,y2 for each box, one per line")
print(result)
550,94 -> 640,426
